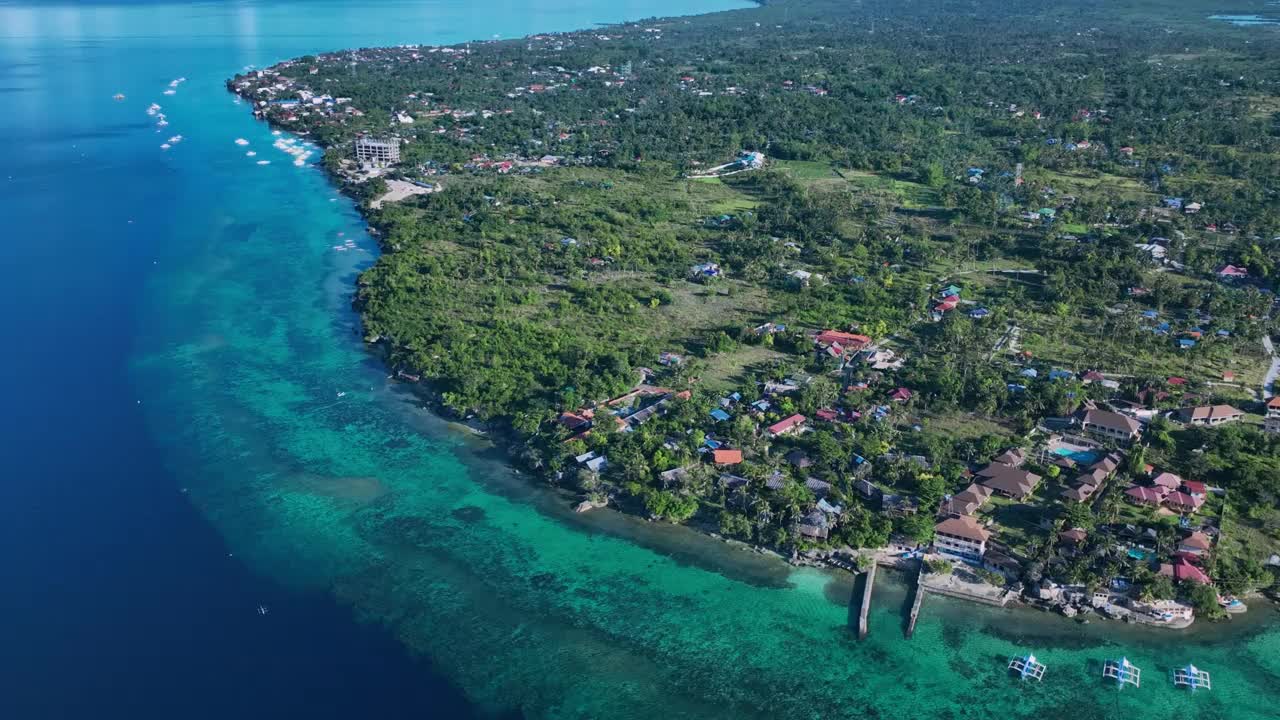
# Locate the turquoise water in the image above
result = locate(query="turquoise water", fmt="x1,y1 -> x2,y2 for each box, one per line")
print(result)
7,1 -> 1280,718
1053,448 -> 1101,464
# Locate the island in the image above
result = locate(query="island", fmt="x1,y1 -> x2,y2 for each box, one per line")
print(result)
229,0 -> 1280,627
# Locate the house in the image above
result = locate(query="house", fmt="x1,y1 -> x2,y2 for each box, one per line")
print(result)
806,477 -> 833,495
1176,404 -> 1244,427
993,448 -> 1027,467
1061,484 -> 1098,503
659,467 -> 692,486
785,449 -> 813,469
1125,485 -> 1167,506
815,408 -> 839,422
1081,409 -> 1142,444
712,448 -> 743,465
978,464 -> 1042,500
814,330 -> 872,354
1151,472 -> 1183,491
933,516 -> 991,560
1266,396 -> 1280,434
585,455 -> 609,473
1160,559 -> 1211,585
709,408 -> 732,422
890,387 -> 913,402
1164,491 -> 1204,514
941,484 -> 992,517
1059,528 -> 1088,545
1178,531 -> 1213,556
1217,264 -> 1248,280
797,509 -> 830,540
854,478 -> 882,502
767,414 -> 807,438
1181,480 -> 1207,497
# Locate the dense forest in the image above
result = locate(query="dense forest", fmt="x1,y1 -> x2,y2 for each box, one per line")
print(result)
230,0 -> 1280,615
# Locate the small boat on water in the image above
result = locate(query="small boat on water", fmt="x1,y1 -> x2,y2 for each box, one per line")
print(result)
1172,664 -> 1211,691
256,160 -> 270,165
1103,657 -> 1141,689
160,143 -> 171,150
113,93 -> 125,101
235,138 -> 249,146
162,89 -> 176,95
1008,654 -> 1046,681
257,605 -> 269,615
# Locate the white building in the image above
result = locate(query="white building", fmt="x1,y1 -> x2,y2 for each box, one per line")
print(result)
933,516 -> 990,561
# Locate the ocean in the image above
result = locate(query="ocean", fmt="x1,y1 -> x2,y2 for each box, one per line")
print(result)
1,1 -> 1279,719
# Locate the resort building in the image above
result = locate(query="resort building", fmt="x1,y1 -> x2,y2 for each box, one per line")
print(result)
1081,409 -> 1142,444
977,463 -> 1042,500
940,483 -> 992,517
1175,404 -> 1244,427
933,516 -> 990,561
354,136 -> 400,166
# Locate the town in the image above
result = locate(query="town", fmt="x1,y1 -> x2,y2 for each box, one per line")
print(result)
226,0 -> 1280,628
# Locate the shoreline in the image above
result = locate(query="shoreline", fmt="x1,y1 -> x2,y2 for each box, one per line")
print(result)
224,16 -> 1271,638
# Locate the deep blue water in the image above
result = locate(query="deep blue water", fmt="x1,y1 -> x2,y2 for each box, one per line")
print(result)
0,1 -> 749,717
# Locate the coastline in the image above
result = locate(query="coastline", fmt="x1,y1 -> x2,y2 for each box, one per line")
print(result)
222,14 -> 1270,636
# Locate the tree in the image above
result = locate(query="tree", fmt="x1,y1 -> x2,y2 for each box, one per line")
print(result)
1187,582 -> 1224,620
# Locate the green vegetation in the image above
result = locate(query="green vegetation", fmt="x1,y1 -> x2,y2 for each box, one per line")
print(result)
229,0 -> 1280,614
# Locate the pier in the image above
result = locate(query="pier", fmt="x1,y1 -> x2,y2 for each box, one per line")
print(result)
857,561 -> 876,640
905,562 -> 926,638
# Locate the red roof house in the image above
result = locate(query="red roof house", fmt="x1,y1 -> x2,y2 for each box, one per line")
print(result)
767,414 -> 807,438
712,448 -> 743,465
814,330 -> 871,352
1125,486 -> 1166,506
1164,491 -> 1204,514
891,387 -> 913,402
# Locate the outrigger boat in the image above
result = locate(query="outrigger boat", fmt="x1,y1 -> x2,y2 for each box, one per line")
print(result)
1008,653 -> 1046,681
1103,657 -> 1141,689
1172,663 -> 1211,691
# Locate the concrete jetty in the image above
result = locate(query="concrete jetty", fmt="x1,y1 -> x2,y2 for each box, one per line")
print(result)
905,563 -> 926,638
857,562 -> 877,640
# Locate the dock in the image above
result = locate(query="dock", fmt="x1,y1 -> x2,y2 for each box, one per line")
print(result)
1009,654 -> 1047,681
1103,657 -> 1141,689
1172,664 -> 1211,691
905,562 -> 926,638
857,562 -> 877,640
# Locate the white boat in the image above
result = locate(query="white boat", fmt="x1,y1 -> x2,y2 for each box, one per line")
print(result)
235,138 -> 249,146
336,392 -> 346,398
256,160 -> 270,165
257,605 -> 269,615
245,151 -> 257,157
160,143 -> 171,150
162,89 -> 176,95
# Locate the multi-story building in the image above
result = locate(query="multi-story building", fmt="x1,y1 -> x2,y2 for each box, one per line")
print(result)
354,136 -> 400,166
933,516 -> 990,561
1266,396 -> 1280,434
1081,409 -> 1142,445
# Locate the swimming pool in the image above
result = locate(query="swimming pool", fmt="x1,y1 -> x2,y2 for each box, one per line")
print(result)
1052,447 -> 1099,464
